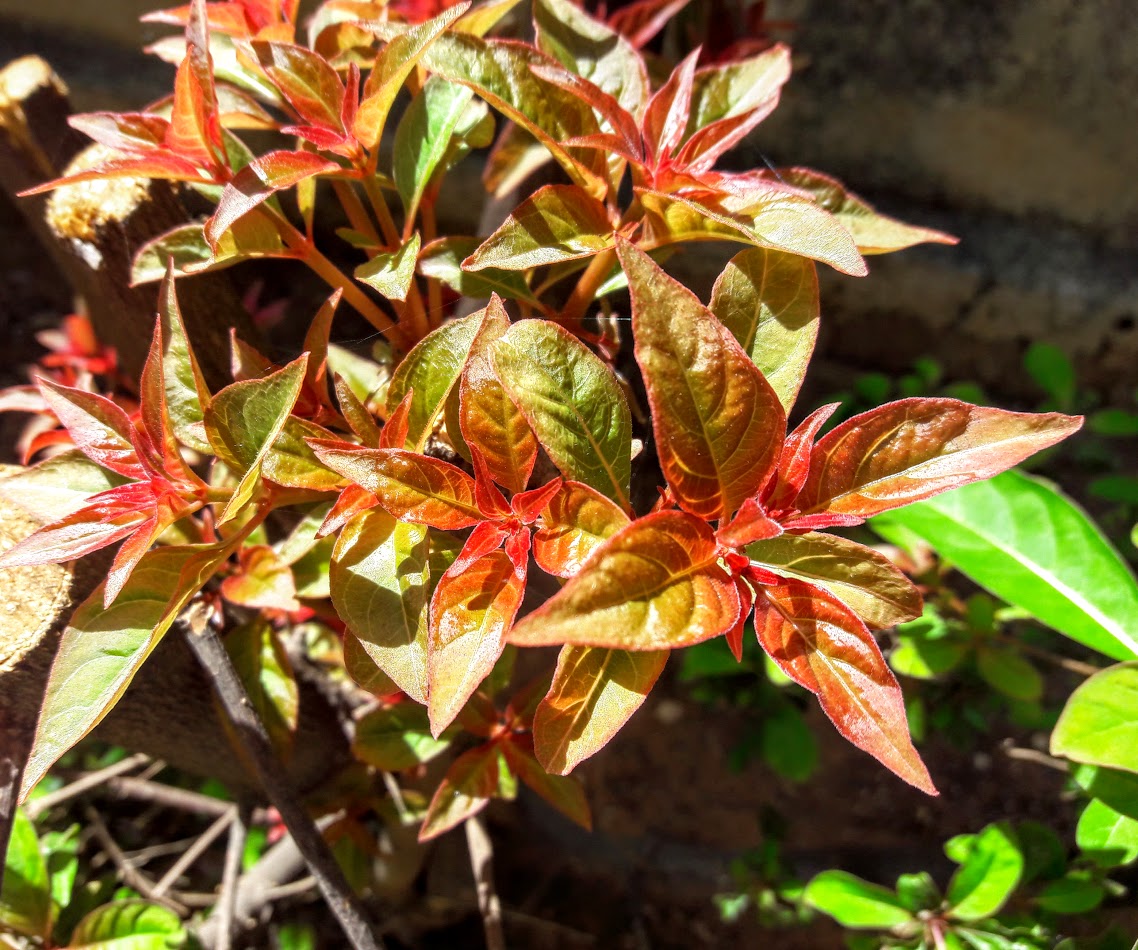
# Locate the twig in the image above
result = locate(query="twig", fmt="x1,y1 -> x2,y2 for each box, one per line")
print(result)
25,753 -> 151,819
83,805 -> 189,915
99,776 -> 239,819
262,875 -> 318,902
465,816 -> 505,950
381,771 -> 411,826
153,807 -> 236,897
1001,742 -> 1070,772
123,835 -> 201,868
215,801 -> 251,950
178,613 -> 383,950
994,634 -> 1102,678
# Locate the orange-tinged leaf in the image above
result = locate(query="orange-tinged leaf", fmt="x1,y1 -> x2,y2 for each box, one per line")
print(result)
312,444 -> 482,529
221,544 -> 301,611
69,112 -> 169,153
533,645 -> 667,774
796,399 -> 1083,519
343,633 -> 400,697
251,41 -> 345,131
508,510 -> 740,650
533,480 -> 630,578
167,54 -> 222,168
754,579 -> 935,793
747,532 -> 923,629
428,548 -> 524,736
330,509 -> 430,702
763,403 -> 839,513
709,247 -> 819,413
18,155 -> 209,196
419,743 -> 509,841
502,736 -> 592,828
37,379 -> 145,480
619,241 -> 785,520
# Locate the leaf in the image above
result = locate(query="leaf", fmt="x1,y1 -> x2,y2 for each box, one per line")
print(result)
68,899 -> 185,948
418,743 -> 507,841
619,241 -> 785,519
224,619 -> 299,756
1034,873 -> 1106,913
1076,798 -> 1138,868
746,533 -> 923,629
803,871 -> 914,930
353,702 -> 451,771
21,541 -> 237,796
637,187 -> 867,277
263,417 -> 345,491
509,511 -> 739,650
37,379 -> 144,480
533,645 -> 667,774
709,247 -> 819,412
465,184 -> 614,271
491,319 -> 631,510
205,151 -> 339,248
330,509 -> 430,703
872,470 -> 1138,661
1052,663 -> 1138,774
418,237 -> 542,305
0,450 -> 127,521
221,546 -> 300,612
251,41 -> 344,132
156,269 -> 212,453
533,480 -> 630,578
779,168 -> 957,254
385,308 -> 484,450
353,3 -> 471,149
945,822 -> 1024,921
132,217 -> 286,285
0,809 -> 50,940
976,646 -> 1043,702
501,737 -> 592,828
798,399 -> 1082,520
355,233 -> 421,302
428,548 -> 524,736
754,580 -> 935,793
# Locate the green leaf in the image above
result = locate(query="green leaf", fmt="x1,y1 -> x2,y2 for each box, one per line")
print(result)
709,247 -> 819,412
872,470 -> 1138,661
761,702 -> 818,782
492,319 -> 631,510
131,216 -> 284,285
619,240 -> 785,520
418,237 -> 542,305
0,450 -> 127,521
385,308 -> 484,451
355,233 -> 421,302
21,541 -> 238,796
1072,765 -> 1138,820
156,273 -> 212,453
1075,798 -> 1138,868
976,646 -> 1043,702
889,636 -> 967,680
465,184 -> 614,271
946,822 -> 1024,921
352,702 -> 451,771
224,619 -> 299,757
68,899 -> 185,948
1034,873 -> 1106,914
330,509 -> 430,703
1053,663 -> 1138,776
533,646 -> 668,774
1024,342 -> 1076,410
802,870 -> 914,929
746,532 -> 922,629
263,417 -> 344,491
0,809 -> 50,940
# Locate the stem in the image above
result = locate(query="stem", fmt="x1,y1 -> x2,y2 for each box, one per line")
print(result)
24,753 -> 150,819
180,613 -> 383,950
465,816 -> 505,950
361,174 -> 402,248
214,801 -> 251,950
153,807 -> 236,897
264,206 -> 396,337
84,805 -> 189,915
559,247 -> 615,330
421,200 -> 443,329
332,180 -> 382,247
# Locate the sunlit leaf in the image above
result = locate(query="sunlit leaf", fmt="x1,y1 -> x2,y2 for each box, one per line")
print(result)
132,216 -> 286,285
619,241 -> 785,519
395,77 -> 477,221
251,40 -> 344,132
69,899 -> 185,948
353,702 -> 450,771
533,645 -> 666,774
418,237 -> 542,305
1052,663 -> 1138,775
221,546 -> 300,612
355,233 -> 421,302
0,450 -> 127,521
803,871 -> 914,930
532,480 -> 629,578
945,822 -> 1024,921
709,247 -> 818,412
37,379 -> 144,480
156,269 -> 212,453
0,809 -> 50,940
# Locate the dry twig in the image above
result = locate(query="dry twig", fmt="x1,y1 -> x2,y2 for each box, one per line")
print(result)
465,816 -> 505,950
83,805 -> 188,915
25,753 -> 151,819
153,808 -> 237,897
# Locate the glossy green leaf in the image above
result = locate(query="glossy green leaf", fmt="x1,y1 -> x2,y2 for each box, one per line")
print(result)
492,319 -> 631,510
330,509 -> 430,703
385,307 -> 484,450
355,233 -> 421,302
803,871 -> 913,930
352,702 -> 450,771
1072,765 -> 1138,821
637,187 -> 867,277
263,417 -> 345,491
619,240 -> 785,520
533,646 -> 667,774
533,480 -> 630,578
20,540 -> 236,796
418,237 -> 542,305
1076,798 -> 1138,868
224,619 -> 299,756
779,168 -> 957,255
873,469 -> 1138,661
946,822 -> 1024,921
746,533 -> 923,629
68,899 -> 185,948
428,549 -> 523,736
131,216 -> 285,285
353,4 -> 471,149
709,247 -> 819,412
465,184 -> 614,271
800,400 -> 1082,519
0,809 -> 50,940
509,511 -> 739,650
754,580 -> 934,793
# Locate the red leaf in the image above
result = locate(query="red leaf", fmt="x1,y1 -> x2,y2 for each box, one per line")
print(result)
418,743 -> 506,841
796,398 -> 1083,519
302,289 -> 341,412
68,112 -> 170,154
725,576 -> 754,662
763,402 -> 839,513
607,0 -> 692,49
334,376 -> 382,448
754,579 -> 935,793
37,379 -> 146,480
717,497 -> 783,548
250,41 -> 345,132
502,736 -> 592,829
511,477 -> 562,525
379,390 -> 413,450
318,483 -> 379,537
642,49 -> 698,164
532,480 -> 630,578
19,155 -> 211,196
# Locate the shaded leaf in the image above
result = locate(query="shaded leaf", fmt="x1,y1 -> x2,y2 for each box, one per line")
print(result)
0,809 -> 50,940
224,618 -> 299,756
502,736 -> 592,827
353,702 -> 450,771
419,743 -> 507,841
418,237 -> 542,305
